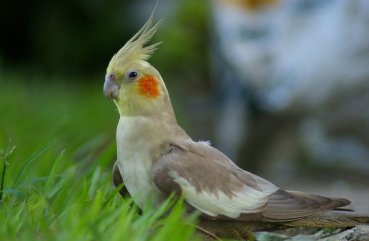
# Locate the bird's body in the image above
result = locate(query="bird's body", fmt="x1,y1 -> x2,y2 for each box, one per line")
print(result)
104,11 -> 369,239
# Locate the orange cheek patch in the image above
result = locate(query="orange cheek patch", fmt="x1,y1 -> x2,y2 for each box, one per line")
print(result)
138,75 -> 160,98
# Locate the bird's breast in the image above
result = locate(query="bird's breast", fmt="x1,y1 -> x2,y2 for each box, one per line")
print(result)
115,116 -> 167,209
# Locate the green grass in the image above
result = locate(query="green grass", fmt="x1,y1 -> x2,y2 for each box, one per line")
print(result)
0,71 -> 200,241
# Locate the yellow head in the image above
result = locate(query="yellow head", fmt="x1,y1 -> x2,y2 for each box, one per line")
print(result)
104,15 -> 173,117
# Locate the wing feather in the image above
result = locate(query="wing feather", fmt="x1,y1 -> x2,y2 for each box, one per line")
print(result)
151,141 -> 350,222
261,190 -> 350,221
112,161 -> 130,197
152,142 -> 278,219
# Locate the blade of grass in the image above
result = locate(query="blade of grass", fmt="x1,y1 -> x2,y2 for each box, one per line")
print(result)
0,160 -> 7,201
88,166 -> 101,199
44,149 -> 65,195
0,143 -> 15,201
13,141 -> 56,188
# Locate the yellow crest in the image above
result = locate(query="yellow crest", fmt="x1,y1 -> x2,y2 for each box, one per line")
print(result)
107,10 -> 162,73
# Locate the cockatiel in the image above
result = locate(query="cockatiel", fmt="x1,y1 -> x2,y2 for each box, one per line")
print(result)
103,14 -> 369,240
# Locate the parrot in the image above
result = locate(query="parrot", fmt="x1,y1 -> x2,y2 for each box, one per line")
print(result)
103,13 -> 369,240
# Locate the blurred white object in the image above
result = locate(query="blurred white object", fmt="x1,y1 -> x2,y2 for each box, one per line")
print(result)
212,0 -> 369,167
272,0 -> 369,110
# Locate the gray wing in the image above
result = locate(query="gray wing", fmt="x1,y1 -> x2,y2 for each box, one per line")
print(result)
112,161 -> 130,197
151,142 -> 350,221
152,142 -> 278,219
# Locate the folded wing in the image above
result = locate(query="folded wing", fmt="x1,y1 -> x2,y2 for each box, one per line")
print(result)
151,141 -> 350,221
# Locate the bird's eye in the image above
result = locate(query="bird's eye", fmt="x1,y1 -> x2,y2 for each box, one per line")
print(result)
128,71 -> 138,79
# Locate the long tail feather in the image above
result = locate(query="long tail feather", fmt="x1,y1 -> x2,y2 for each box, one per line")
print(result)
286,210 -> 369,227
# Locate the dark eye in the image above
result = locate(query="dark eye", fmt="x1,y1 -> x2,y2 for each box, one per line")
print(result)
128,71 -> 138,79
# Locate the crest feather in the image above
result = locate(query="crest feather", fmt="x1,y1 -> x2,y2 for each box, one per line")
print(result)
108,10 -> 162,72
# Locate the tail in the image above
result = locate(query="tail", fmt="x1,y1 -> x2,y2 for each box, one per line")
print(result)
286,210 -> 369,227
197,212 -> 369,240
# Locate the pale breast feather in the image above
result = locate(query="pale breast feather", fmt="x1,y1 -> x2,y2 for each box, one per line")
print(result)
116,116 -> 169,209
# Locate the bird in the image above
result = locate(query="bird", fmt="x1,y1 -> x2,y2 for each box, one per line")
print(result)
103,12 -> 369,240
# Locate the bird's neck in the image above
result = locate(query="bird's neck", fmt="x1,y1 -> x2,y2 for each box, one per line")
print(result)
117,106 -> 188,158
116,91 -> 176,119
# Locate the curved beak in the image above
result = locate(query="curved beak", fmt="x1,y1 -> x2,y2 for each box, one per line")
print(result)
103,74 -> 120,100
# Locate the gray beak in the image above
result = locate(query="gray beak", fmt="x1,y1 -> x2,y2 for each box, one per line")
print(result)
103,74 -> 120,100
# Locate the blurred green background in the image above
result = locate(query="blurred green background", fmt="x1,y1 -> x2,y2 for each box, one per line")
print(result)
0,0 -> 209,79
0,0 -> 211,175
